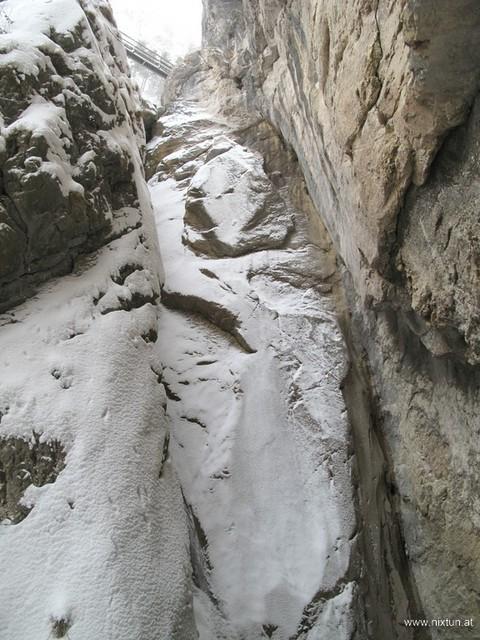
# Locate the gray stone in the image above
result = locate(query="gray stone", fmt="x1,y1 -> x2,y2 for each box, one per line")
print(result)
190,1 -> 480,636
0,4 -> 146,312
0,433 -> 65,524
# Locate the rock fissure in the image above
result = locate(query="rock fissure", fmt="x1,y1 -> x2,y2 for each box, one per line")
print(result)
145,96 -> 422,638
189,4 -> 480,635
1,1 -> 479,639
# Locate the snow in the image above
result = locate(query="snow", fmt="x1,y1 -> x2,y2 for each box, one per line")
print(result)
0,228 -> 195,640
0,0 -> 84,77
0,1 -> 361,633
6,98 -> 85,196
0,0 -> 147,256
182,143 -> 295,256
1,0 -> 84,36
149,103 -> 359,639
0,3 -> 194,639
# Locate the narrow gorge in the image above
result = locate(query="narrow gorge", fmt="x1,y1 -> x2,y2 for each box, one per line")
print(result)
0,1 -> 479,639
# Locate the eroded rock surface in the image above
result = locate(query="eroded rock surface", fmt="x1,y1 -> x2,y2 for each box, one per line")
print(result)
205,0 -> 480,266
188,1 -> 480,637
184,144 -> 294,257
2,0 -> 479,638
0,433 -> 65,524
0,3 -> 195,639
0,0 -> 147,311
198,0 -> 480,361
147,101 -> 420,640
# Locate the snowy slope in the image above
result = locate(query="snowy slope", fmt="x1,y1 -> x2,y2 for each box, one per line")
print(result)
148,102 -> 364,640
0,229 -> 194,639
0,2 -> 196,639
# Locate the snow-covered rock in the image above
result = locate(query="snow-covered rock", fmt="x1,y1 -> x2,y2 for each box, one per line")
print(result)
0,0 -> 147,311
148,102 -> 367,639
197,1 -> 480,632
0,2 -> 196,639
1,2 -> 444,637
0,226 -> 196,639
184,144 -> 294,257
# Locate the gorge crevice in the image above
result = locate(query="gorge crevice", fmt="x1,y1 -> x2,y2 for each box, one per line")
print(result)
144,98 -> 429,638
0,1 -> 479,639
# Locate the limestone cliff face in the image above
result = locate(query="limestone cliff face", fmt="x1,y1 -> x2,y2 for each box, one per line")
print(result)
0,0 -> 146,311
198,0 -> 480,636
201,0 -> 480,362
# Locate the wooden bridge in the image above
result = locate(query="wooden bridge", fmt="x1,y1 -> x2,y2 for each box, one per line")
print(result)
119,31 -> 174,78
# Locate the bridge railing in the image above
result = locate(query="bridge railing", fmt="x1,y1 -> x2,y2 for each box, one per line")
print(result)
119,31 -> 174,78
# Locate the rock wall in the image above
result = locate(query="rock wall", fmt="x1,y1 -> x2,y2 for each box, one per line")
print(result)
0,2 -> 196,639
2,0 -> 479,637
148,100 -> 406,640
0,0 -> 147,311
198,0 -> 480,637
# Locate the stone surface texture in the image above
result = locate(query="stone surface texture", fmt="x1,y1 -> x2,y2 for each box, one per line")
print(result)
1,0 -> 480,638
148,101 -> 419,640
0,0 -> 147,311
191,1 -> 480,637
